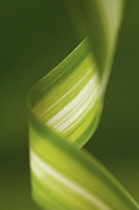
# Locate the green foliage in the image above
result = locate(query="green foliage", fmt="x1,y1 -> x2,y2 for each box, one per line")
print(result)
28,1 -> 139,209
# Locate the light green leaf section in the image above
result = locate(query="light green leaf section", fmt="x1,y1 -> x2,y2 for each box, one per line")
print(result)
30,40 -> 102,149
28,1 -> 139,210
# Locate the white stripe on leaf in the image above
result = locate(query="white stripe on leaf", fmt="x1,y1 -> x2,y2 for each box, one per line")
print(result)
40,66 -> 94,117
46,74 -> 99,133
31,150 -> 111,210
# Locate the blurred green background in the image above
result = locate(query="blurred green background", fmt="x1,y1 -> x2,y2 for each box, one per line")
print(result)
0,0 -> 139,209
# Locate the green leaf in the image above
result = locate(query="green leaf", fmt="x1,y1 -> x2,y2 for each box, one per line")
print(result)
28,1 -> 139,210
67,0 -> 126,88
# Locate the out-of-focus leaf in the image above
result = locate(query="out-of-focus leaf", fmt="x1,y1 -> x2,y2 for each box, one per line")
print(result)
67,0 -> 126,88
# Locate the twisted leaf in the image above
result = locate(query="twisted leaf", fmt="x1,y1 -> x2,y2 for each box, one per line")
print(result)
28,1 -> 139,210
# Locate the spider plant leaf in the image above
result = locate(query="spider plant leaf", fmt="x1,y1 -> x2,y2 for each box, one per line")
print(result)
28,1 -> 139,210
